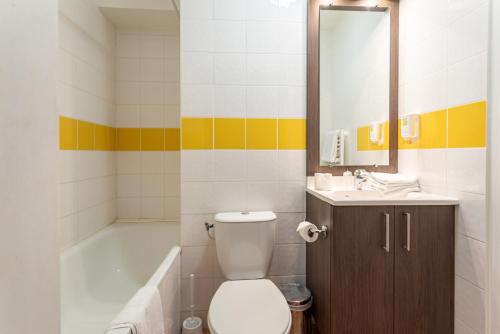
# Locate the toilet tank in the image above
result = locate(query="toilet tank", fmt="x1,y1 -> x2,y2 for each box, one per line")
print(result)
214,211 -> 277,280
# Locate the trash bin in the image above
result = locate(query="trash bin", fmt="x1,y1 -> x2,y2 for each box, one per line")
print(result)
278,283 -> 313,334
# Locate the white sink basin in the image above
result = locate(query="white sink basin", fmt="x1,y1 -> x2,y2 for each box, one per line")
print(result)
328,189 -> 386,201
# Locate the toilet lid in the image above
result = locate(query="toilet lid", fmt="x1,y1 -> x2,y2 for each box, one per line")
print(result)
208,279 -> 291,334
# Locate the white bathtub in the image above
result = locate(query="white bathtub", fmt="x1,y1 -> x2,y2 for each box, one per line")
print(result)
60,222 -> 180,334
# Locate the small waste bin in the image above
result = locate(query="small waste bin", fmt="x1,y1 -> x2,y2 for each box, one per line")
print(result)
278,283 -> 313,334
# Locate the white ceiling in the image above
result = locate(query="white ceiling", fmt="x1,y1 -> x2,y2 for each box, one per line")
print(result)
99,7 -> 179,29
94,0 -> 178,30
93,0 -> 175,11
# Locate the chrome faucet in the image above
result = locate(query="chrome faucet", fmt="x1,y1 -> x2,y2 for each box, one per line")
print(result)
354,169 -> 368,190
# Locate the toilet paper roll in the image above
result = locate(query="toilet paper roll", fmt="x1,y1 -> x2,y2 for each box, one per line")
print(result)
296,221 -> 319,243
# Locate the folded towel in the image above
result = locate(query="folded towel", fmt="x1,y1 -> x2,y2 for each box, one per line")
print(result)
361,172 -> 420,196
369,172 -> 418,186
106,286 -> 165,334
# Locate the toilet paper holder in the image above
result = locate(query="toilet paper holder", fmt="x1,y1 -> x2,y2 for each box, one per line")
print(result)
309,225 -> 328,239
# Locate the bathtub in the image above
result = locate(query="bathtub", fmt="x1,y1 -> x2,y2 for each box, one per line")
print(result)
60,222 -> 180,334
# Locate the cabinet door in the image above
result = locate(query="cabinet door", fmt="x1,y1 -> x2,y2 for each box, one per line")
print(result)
306,194 -> 332,334
331,206 -> 395,334
395,206 -> 455,334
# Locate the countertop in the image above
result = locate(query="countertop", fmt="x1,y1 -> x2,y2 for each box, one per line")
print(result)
306,186 -> 459,207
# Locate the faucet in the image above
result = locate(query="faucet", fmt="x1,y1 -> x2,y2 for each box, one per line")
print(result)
353,169 -> 368,190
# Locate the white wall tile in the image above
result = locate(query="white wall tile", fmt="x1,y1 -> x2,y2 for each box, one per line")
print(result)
182,52 -> 214,84
455,276 -> 486,333
141,58 -> 164,82
181,182 -> 214,214
279,86 -> 306,118
141,82 -> 164,105
447,53 -> 487,107
246,86 -> 280,118
59,183 -> 78,218
142,174 -> 164,197
181,84 -> 214,117
246,150 -> 280,181
246,0 -> 280,21
181,150 -> 214,181
181,245 -> 213,278
164,36 -> 180,59
277,150 -> 306,182
117,34 -> 141,57
446,148 -> 486,194
117,152 -> 141,175
141,36 -> 165,58
181,20 -> 214,52
212,182 -> 247,212
213,150 -> 247,180
246,21 -> 280,54
452,191 -> 487,242
116,58 -> 141,81
214,0 -> 246,20
456,234 -> 487,289
213,21 -> 246,53
417,149 -> 447,188
118,175 -> 142,198
181,0 -> 213,20
141,197 -> 164,218
213,85 -> 245,117
246,54 -> 282,85
279,22 -> 306,54
214,53 -> 246,85
448,4 -> 489,66
116,105 -> 140,127
117,198 -> 141,218
276,213 -> 306,244
164,59 -> 180,83
246,182 -> 280,212
181,214 -> 214,246
165,152 -> 181,174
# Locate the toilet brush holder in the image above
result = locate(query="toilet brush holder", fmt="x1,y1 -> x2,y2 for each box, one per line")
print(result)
182,274 -> 203,334
182,316 -> 203,334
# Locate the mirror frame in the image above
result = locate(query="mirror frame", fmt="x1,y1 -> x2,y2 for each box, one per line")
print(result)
307,0 -> 399,175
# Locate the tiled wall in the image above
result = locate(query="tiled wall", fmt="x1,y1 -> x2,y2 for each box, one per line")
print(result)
398,0 -> 489,332
179,0 -> 308,323
115,30 -> 181,221
58,0 -> 117,250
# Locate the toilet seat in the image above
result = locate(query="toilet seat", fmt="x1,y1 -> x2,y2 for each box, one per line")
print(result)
208,279 -> 291,334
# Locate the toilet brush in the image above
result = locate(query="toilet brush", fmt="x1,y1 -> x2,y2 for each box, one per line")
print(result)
182,274 -> 203,334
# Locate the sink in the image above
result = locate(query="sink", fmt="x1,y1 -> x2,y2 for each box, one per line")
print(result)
328,189 -> 385,201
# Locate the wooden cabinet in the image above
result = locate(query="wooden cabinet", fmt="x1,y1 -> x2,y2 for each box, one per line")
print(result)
306,194 -> 455,334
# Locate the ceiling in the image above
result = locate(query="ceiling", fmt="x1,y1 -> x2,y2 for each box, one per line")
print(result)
95,0 -> 179,30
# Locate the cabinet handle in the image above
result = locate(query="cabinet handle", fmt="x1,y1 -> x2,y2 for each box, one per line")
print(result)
383,213 -> 390,253
403,212 -> 411,252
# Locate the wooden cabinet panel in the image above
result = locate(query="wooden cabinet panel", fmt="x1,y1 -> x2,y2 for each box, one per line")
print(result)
306,196 -> 455,334
394,206 -> 455,334
331,206 -> 395,334
306,194 -> 332,334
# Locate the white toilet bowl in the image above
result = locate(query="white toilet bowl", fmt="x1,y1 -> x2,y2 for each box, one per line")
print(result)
207,212 -> 291,334
208,279 -> 291,334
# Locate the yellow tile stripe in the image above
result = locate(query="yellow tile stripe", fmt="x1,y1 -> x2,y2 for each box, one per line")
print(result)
181,117 -> 306,150
59,116 -> 180,151
356,101 -> 487,151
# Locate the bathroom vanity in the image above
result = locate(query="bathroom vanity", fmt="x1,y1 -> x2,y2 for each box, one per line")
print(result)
306,188 -> 458,334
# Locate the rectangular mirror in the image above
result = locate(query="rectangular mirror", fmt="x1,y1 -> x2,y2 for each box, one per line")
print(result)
308,1 -> 399,175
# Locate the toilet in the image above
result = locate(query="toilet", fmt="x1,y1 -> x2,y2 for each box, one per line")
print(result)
207,211 -> 291,334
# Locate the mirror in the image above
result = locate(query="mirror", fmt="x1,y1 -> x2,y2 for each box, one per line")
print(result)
320,8 -> 390,167
307,0 -> 398,175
